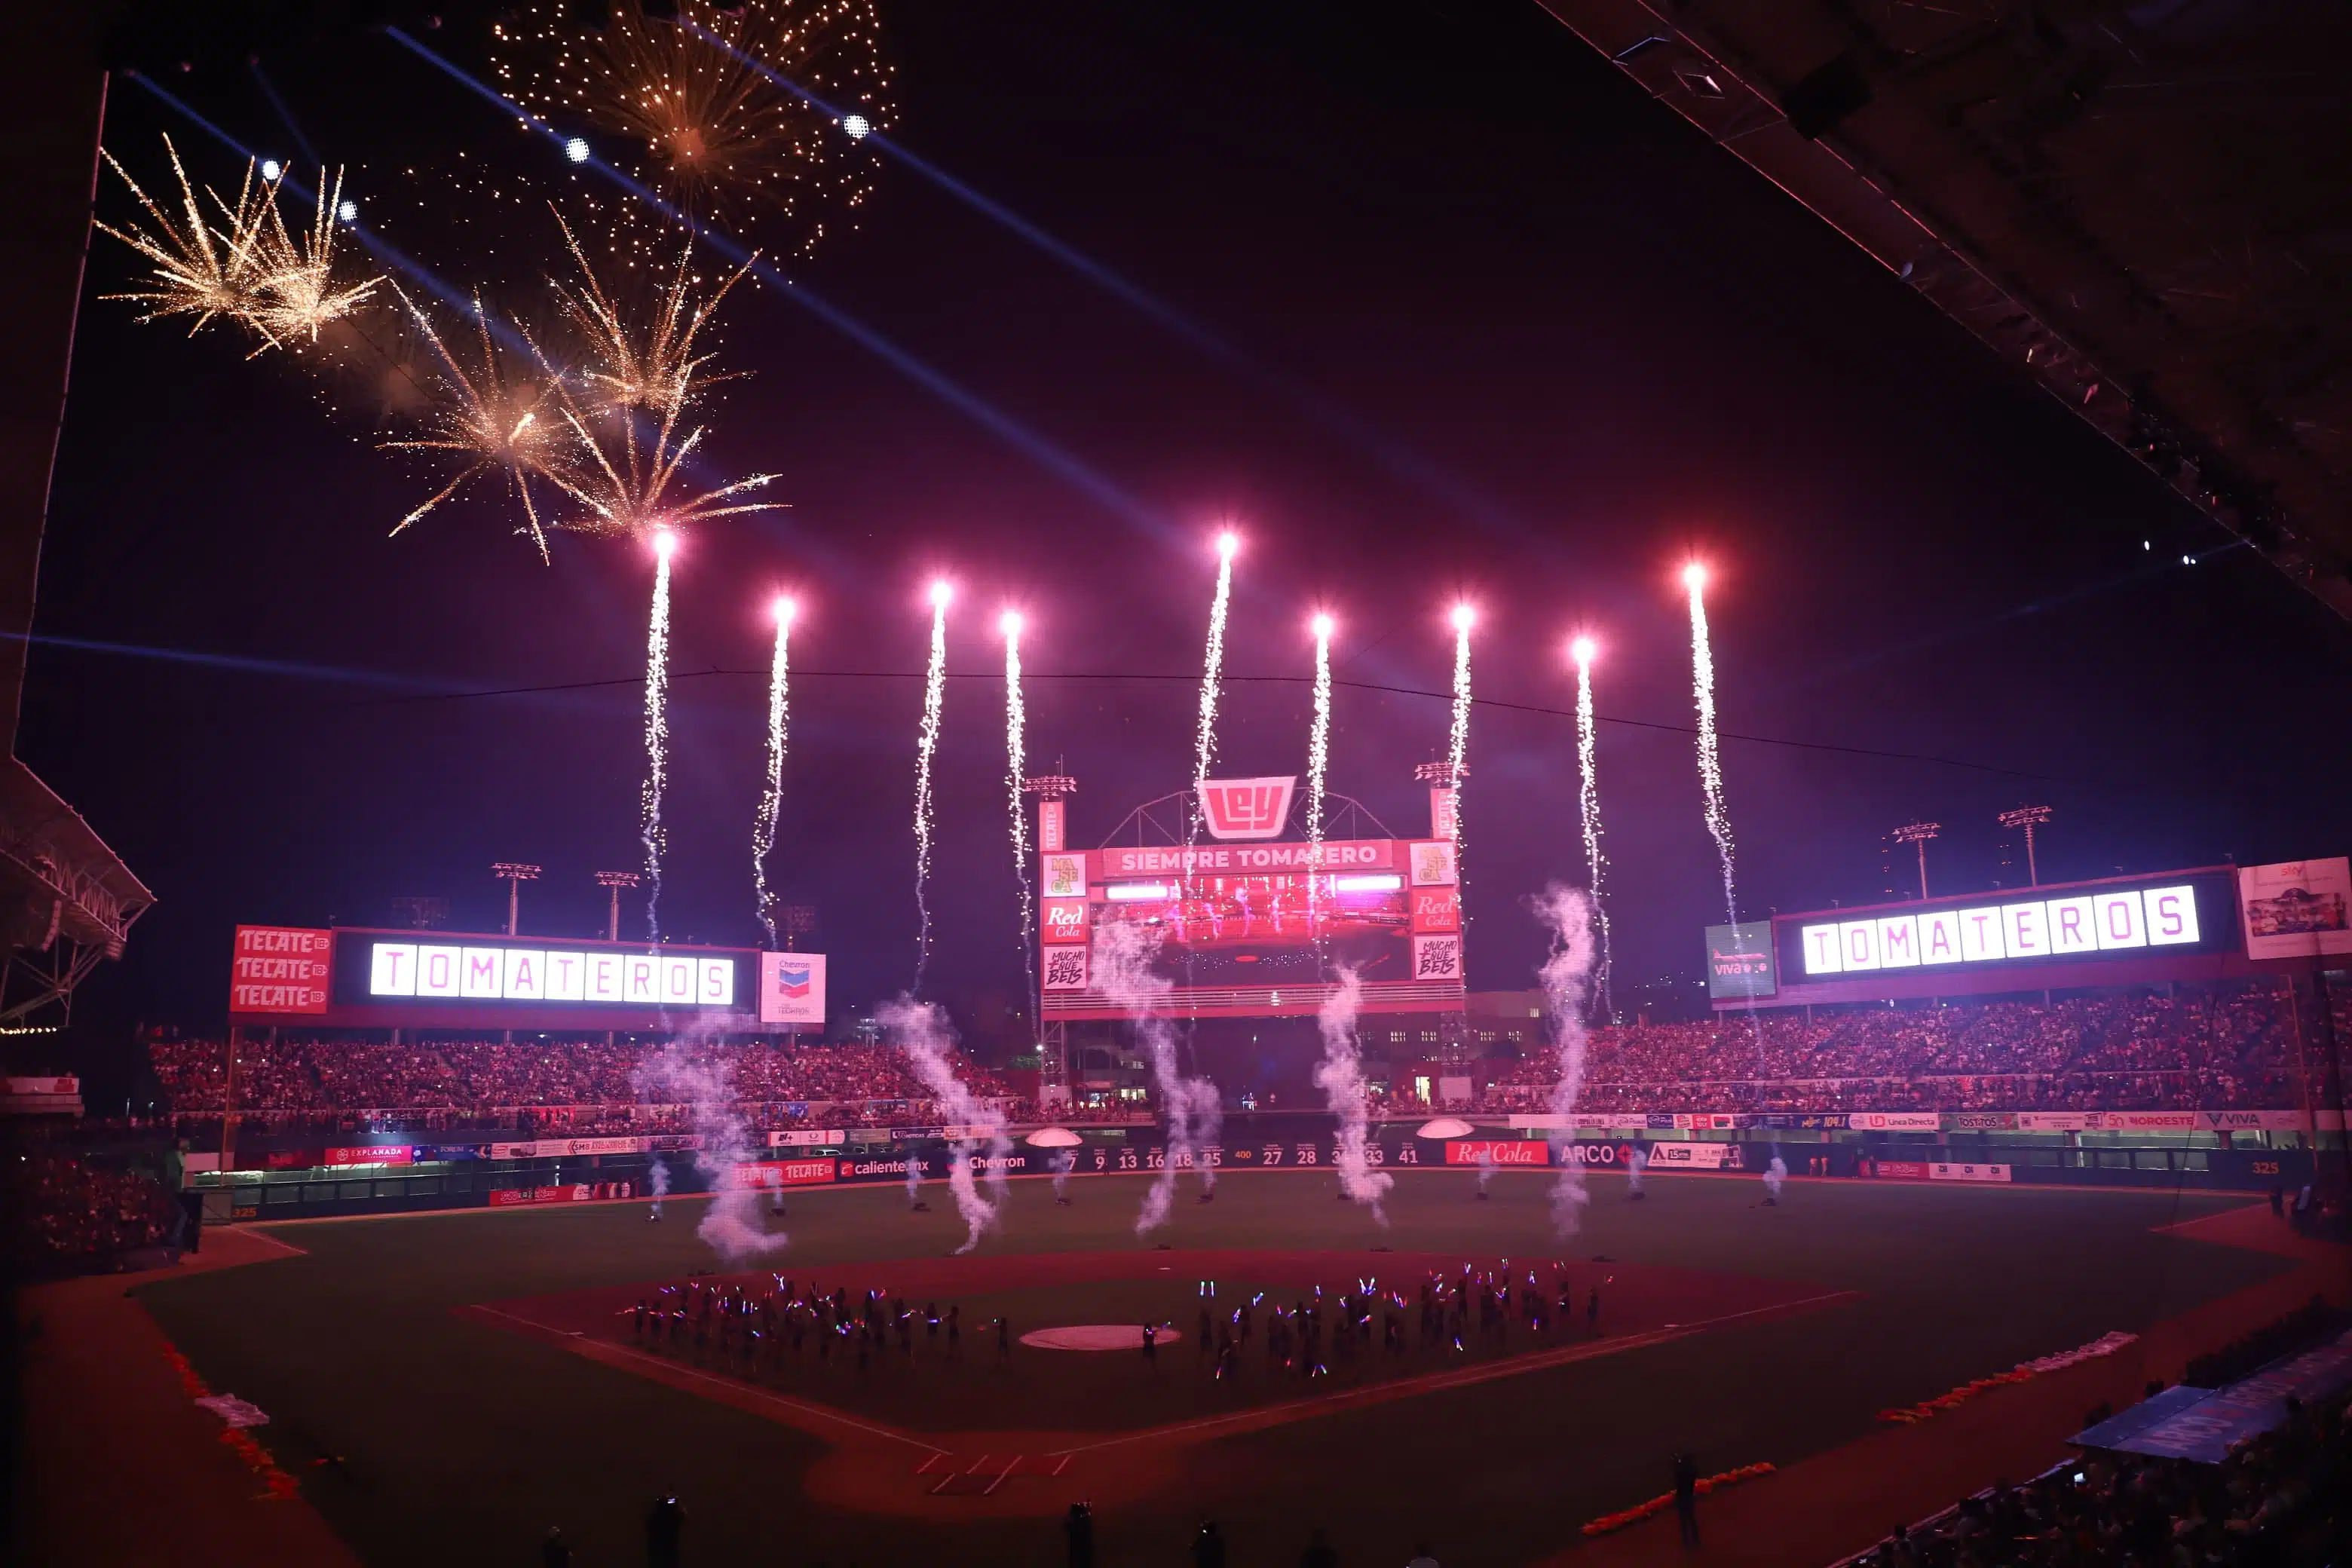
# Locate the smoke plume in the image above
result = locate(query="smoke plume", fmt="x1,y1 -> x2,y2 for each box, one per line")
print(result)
1313,966 -> 1392,1220
1532,884 -> 1600,1237
1093,920 -> 1221,1233
632,1042 -> 786,1263
877,996 -> 1011,1254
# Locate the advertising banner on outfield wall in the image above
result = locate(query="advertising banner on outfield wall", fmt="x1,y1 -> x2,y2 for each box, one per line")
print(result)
1849,1112 -> 1943,1131
727,1159 -> 838,1188
1643,1141 -> 1747,1170
1930,1162 -> 2012,1182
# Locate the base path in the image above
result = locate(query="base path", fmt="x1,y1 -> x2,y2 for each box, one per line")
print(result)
12,1228 -> 360,1568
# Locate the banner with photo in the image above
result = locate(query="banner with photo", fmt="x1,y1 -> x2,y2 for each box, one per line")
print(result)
2239,858 -> 2352,959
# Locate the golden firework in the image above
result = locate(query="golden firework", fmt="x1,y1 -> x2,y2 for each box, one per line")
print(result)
537,222 -> 782,539
96,136 -> 278,341
381,289 -> 573,561
246,166 -> 386,349
491,0 -> 894,256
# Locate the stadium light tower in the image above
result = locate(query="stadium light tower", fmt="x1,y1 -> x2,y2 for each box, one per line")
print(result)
773,903 -> 816,951
1891,823 -> 1940,901
594,870 -> 641,942
492,862 -> 541,936
1997,805 -> 2055,887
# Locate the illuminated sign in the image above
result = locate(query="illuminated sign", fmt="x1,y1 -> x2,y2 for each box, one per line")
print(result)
758,952 -> 825,1024
231,926 -> 334,1014
1196,776 -> 1297,840
368,942 -> 737,1008
1798,885 -> 2200,976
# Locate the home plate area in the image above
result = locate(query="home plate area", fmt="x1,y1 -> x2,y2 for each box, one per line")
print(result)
474,1249 -> 1853,1509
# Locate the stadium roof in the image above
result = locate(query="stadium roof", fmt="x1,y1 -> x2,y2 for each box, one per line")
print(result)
1533,0 -> 2352,618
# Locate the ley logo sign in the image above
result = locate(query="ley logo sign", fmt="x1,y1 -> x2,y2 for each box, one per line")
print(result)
1196,776 -> 1297,841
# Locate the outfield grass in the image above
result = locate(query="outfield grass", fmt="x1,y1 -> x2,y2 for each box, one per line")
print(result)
136,1171 -> 2280,1568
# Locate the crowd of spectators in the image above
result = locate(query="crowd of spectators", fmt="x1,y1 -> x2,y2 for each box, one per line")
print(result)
3,1150 -> 176,1265
142,982 -> 2319,1129
1854,1388 -> 2349,1564
1472,985 -> 2306,1113
143,1035 -> 1014,1132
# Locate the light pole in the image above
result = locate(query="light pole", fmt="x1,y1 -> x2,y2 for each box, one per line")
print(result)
1891,822 -> 1940,901
773,904 -> 816,951
492,863 -> 541,936
1997,805 -> 2054,887
595,871 -> 641,943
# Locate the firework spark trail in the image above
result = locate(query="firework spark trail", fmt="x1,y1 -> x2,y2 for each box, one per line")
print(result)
877,997 -> 1010,1254
1572,639 -> 1613,1022
1306,614 -> 1334,940
1447,606 -> 1473,897
1094,920 -> 1221,1233
911,583 -> 950,992
1686,566 -> 1759,1047
1313,966 -> 1392,1221
633,1041 -> 787,1261
1002,613 -> 1036,1023
1687,568 -> 1740,936
754,598 -> 793,948
642,536 -> 675,938
1186,535 -> 1238,891
1533,884 -> 1599,1236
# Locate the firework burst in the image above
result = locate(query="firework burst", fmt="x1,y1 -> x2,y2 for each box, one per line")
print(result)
491,0 -> 894,257
98,137 -> 384,355
540,221 -> 782,541
246,165 -> 385,350
96,137 -> 274,338
379,289 -> 570,560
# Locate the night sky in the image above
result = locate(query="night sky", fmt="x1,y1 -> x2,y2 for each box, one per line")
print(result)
30,0 -> 2352,1088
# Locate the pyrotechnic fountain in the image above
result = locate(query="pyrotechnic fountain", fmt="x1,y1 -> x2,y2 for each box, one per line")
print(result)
1187,532 -> 1238,880
1002,611 -> 1036,1023
911,579 -> 950,991
1571,636 -> 1613,1021
753,596 -> 793,948
1686,564 -> 1741,951
1306,611 -> 1334,932
641,530 -> 675,937
1313,967 -> 1391,1220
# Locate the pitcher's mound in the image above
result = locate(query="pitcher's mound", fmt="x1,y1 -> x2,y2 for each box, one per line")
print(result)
1021,1324 -> 1176,1351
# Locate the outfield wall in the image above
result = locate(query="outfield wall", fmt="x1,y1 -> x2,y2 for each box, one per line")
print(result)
198,1123 -> 2325,1223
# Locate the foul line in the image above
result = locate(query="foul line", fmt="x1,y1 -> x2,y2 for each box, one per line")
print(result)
462,1303 -> 949,1456
1043,1288 -> 1864,1458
